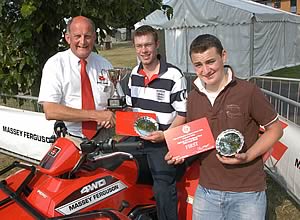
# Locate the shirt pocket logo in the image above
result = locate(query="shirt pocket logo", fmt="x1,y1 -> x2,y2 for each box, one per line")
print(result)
224,104 -> 246,134
156,89 -> 166,101
97,70 -> 109,85
225,104 -> 242,119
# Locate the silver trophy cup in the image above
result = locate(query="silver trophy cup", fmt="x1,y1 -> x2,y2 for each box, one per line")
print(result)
104,68 -> 129,110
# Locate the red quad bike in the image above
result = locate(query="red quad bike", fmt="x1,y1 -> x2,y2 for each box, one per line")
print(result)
0,122 -> 200,220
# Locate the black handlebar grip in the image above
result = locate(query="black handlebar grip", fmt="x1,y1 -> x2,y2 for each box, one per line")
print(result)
113,141 -> 143,152
83,139 -> 144,154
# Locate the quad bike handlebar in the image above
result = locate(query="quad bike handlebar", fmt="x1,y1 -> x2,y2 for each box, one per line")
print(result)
50,120 -> 143,163
81,138 -> 143,162
39,121 -> 144,177
80,138 -> 143,155
51,120 -> 143,154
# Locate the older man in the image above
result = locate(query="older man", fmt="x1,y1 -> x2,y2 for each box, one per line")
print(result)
38,16 -> 115,139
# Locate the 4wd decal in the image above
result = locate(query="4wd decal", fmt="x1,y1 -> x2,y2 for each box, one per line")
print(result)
55,180 -> 127,215
80,179 -> 107,194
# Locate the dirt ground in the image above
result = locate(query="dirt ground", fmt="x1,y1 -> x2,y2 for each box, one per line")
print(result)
0,153 -> 299,219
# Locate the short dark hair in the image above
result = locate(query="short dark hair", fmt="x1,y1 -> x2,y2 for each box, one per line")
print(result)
189,34 -> 223,58
133,25 -> 158,43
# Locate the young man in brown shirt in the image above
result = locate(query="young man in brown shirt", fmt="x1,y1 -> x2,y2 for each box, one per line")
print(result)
166,34 -> 283,220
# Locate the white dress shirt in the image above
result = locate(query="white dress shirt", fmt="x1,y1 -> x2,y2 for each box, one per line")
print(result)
38,49 -> 113,136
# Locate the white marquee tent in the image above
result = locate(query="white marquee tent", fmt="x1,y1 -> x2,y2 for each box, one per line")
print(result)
136,0 -> 300,78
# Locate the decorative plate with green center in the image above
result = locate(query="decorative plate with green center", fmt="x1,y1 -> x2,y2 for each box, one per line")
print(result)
134,116 -> 158,136
216,129 -> 244,156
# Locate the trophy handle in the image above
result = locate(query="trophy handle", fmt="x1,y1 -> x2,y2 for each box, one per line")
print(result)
120,68 -> 131,81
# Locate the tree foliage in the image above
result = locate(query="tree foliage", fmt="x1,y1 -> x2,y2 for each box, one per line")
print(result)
0,0 -> 171,96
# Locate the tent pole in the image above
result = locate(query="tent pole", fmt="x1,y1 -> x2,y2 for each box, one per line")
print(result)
185,27 -> 189,73
250,16 -> 255,77
284,20 -> 286,67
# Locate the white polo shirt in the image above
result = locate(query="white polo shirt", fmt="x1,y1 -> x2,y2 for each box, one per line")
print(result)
38,49 -> 113,136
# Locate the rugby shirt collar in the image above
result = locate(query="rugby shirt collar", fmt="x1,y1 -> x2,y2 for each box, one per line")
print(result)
137,54 -> 168,76
137,54 -> 168,86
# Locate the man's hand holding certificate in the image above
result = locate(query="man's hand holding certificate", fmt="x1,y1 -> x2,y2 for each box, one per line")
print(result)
164,117 -> 215,160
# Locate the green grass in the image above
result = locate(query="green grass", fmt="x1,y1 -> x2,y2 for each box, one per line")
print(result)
98,41 -> 137,68
266,65 -> 300,79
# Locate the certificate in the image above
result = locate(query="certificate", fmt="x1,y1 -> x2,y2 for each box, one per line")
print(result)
164,117 -> 215,159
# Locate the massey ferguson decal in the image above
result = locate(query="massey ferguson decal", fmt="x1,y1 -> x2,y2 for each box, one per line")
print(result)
55,176 -> 127,215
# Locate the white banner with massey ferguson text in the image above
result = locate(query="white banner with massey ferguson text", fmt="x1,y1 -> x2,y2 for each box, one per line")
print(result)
0,105 -> 54,162
264,117 -> 300,205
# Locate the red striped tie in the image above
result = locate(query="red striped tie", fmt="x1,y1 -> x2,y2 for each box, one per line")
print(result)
80,59 -> 97,139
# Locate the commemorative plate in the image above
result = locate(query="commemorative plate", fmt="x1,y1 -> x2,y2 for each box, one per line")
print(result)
216,129 -> 244,156
134,116 -> 159,136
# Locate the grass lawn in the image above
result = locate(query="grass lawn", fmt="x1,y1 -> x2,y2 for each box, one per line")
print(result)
98,41 -> 137,68
267,65 -> 300,79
